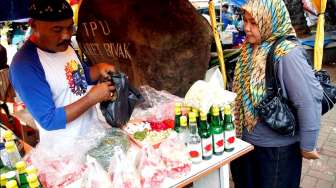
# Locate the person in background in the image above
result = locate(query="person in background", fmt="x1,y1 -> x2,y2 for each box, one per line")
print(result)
230,0 -> 323,187
221,4 -> 232,31
9,0 -> 115,147
0,43 -> 8,69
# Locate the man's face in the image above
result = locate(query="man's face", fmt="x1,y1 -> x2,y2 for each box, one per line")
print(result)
31,18 -> 74,52
243,11 -> 261,45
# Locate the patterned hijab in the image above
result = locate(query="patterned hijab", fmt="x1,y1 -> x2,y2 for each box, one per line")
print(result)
233,0 -> 297,136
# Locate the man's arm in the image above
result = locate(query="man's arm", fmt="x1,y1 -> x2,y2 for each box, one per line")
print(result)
10,59 -> 67,130
10,56 -> 115,130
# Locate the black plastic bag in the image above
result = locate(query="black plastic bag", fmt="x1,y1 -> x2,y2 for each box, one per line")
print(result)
100,72 -> 144,127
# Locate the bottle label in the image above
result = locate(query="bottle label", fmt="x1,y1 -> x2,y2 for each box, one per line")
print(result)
213,133 -> 224,153
201,137 -> 212,158
188,143 -> 202,163
224,129 -> 236,150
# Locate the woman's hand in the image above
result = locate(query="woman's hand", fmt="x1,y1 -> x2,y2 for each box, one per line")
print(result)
301,149 -> 320,160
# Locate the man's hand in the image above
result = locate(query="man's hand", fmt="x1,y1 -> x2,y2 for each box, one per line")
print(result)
90,63 -> 116,82
87,81 -> 116,104
64,81 -> 115,124
301,149 -> 320,160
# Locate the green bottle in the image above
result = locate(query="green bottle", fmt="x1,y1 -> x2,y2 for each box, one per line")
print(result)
16,161 -> 29,188
211,106 -> 224,155
223,105 -> 236,152
27,174 -> 43,188
192,108 -> 200,127
199,112 -> 212,160
174,103 -> 182,133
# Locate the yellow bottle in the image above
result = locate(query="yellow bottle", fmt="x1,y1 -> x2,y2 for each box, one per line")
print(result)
27,174 -> 43,188
16,161 -> 29,187
0,174 -> 6,188
5,142 -> 22,168
5,180 -> 18,188
3,130 -> 17,142
26,166 -> 38,176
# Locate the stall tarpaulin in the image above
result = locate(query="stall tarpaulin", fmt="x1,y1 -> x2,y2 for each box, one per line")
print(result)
230,0 -> 247,7
312,0 -> 327,71
0,0 -> 29,22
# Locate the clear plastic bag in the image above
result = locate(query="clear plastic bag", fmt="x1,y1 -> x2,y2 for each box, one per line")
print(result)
26,126 -> 107,188
87,128 -> 130,171
80,155 -> 113,188
130,85 -> 183,122
136,145 -> 167,188
184,80 -> 237,113
159,136 -> 191,178
108,146 -> 141,188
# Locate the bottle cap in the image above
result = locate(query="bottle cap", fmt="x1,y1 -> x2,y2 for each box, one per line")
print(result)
224,105 -> 231,114
200,112 -> 207,120
4,130 -> 14,141
188,112 -> 197,123
5,141 -> 16,153
27,174 -> 40,188
192,108 -> 199,116
0,174 -> 6,186
175,103 -> 182,108
180,116 -> 187,127
15,161 -> 27,174
6,180 -> 18,188
175,106 -> 181,115
212,106 -> 219,116
26,166 -> 38,175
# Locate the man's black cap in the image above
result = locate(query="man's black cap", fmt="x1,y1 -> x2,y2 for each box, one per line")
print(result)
29,0 -> 73,21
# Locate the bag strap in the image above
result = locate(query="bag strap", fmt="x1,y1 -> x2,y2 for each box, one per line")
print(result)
265,35 -> 296,96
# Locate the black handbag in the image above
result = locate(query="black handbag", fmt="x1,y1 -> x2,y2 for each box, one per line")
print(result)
100,72 -> 144,128
282,36 -> 336,115
315,70 -> 336,115
255,37 -> 296,136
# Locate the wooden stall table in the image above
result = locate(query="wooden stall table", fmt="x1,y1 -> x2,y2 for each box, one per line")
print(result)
162,138 -> 253,188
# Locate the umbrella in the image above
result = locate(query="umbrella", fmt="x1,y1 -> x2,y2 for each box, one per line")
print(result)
312,0 -> 327,71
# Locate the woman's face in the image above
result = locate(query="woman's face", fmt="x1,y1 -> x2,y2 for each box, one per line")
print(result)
243,11 -> 261,44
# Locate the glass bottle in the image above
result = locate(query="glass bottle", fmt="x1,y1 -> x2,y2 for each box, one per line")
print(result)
174,103 -> 182,133
187,112 -> 202,163
223,105 -> 236,152
0,174 -> 6,188
210,106 -> 224,155
27,174 -> 43,188
5,180 -> 18,188
179,116 -> 189,145
5,142 -> 21,168
5,171 -> 17,182
16,161 -> 29,188
192,108 -> 200,127
199,112 -> 213,160
3,131 -> 23,157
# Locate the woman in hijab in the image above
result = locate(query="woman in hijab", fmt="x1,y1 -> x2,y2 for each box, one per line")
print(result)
231,0 -> 323,187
